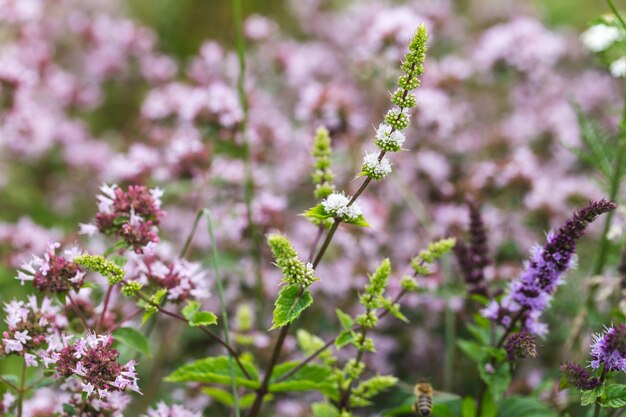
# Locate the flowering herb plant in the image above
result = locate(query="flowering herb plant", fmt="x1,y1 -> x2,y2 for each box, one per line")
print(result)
3,0 -> 626,416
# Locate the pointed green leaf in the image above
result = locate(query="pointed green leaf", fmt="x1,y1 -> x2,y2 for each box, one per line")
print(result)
271,284 -> 313,329
312,402 -> 340,417
182,301 -> 218,327
336,308 -> 354,330
112,327 -> 150,356
335,330 -> 354,349
269,361 -> 334,393
601,383 -> 626,408
166,356 -> 260,389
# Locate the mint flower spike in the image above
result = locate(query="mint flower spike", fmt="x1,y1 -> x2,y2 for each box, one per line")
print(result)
311,126 -> 335,200
482,199 -> 616,336
590,324 -> 626,371
410,237 -> 457,275
74,254 -> 126,285
369,24 -> 427,169
267,233 -> 318,288
361,258 -> 391,310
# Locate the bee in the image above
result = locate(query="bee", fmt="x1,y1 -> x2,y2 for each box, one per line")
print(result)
412,382 -> 433,416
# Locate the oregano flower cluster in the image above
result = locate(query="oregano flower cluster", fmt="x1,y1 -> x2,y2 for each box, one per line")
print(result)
56,333 -> 141,398
80,184 -> 165,253
16,242 -> 85,293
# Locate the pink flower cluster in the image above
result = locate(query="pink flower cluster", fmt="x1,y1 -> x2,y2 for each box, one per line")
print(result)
1,296 -> 66,366
56,333 -> 140,398
16,242 -> 85,293
125,244 -> 210,302
81,184 -> 165,253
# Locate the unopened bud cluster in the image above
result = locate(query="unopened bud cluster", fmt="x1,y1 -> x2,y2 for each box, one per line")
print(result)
267,234 -> 318,287
311,126 -> 335,199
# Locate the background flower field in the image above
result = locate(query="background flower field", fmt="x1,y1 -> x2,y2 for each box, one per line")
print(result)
0,0 -> 625,416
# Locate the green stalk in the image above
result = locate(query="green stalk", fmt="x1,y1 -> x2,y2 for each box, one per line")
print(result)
233,0 -> 264,316
207,209 -> 241,417
17,359 -> 25,417
595,2 -> 626,275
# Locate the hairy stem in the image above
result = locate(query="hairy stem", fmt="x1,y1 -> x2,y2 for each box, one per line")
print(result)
17,359 -> 25,417
245,325 -> 290,417
313,220 -> 340,267
308,225 -> 325,262
98,285 -> 113,333
594,365 -> 609,417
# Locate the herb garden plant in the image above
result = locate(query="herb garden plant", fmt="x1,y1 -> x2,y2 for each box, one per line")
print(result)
3,0 -> 626,416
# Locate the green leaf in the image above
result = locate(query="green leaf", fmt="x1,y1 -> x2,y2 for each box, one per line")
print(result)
166,356 -> 260,389
269,362 -> 334,393
202,387 -> 260,408
312,402 -> 340,417
461,396 -> 476,417
601,383 -> 626,408
379,296 -> 408,322
336,308 -> 354,330
467,323 -> 490,345
63,403 -> 77,416
567,106 -> 616,180
497,396 -> 558,417
344,214 -> 370,227
271,284 -> 313,329
182,301 -> 218,327
112,327 -> 150,356
457,340 -> 485,363
335,330 -> 354,349
303,204 -> 332,222
581,386 -> 605,407
479,363 -> 510,402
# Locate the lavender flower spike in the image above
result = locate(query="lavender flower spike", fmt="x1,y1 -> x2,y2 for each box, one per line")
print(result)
590,324 -> 626,371
483,199 -> 616,336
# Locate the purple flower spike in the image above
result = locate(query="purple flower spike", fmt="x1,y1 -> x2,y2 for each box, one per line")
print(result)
504,331 -> 537,362
483,199 -> 616,336
560,362 -> 601,390
590,324 -> 626,372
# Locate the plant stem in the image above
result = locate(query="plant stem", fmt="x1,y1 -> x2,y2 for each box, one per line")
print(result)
233,0 -> 264,317
338,327 -> 369,411
133,291 -> 252,380
179,209 -> 206,258
594,365 -> 609,417
207,210 -> 241,417
17,358 -> 25,417
67,292 -> 90,331
246,324 -> 290,417
0,375 -> 19,392
313,221 -> 340,267
308,225 -> 325,262
98,285 -> 113,333
475,308 -> 526,417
